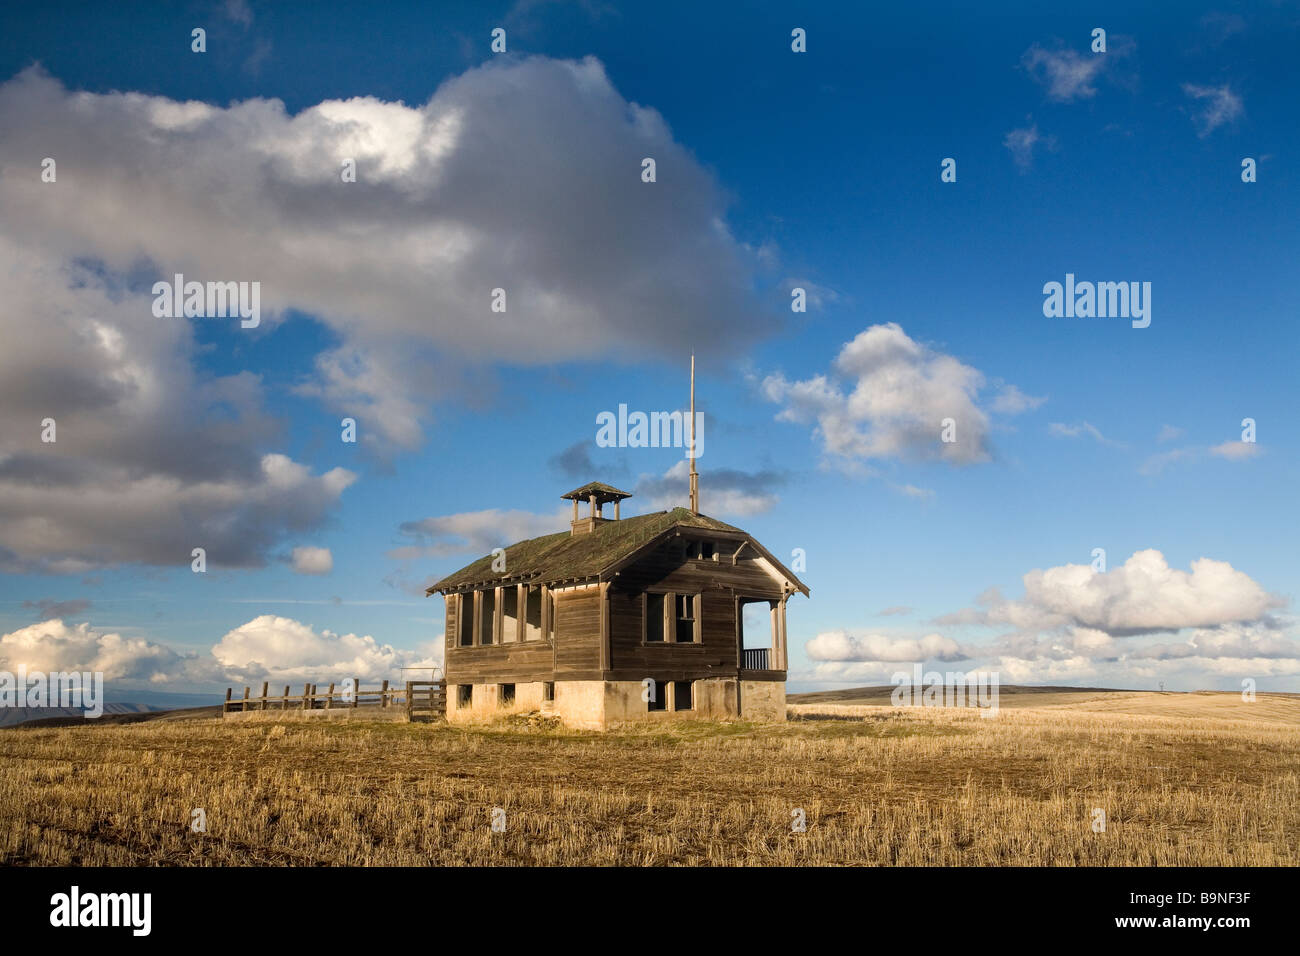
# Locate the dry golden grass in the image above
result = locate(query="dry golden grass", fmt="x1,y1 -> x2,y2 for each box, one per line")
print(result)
2,691 -> 1297,866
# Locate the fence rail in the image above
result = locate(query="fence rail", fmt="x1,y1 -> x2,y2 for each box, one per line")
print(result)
741,648 -> 770,670
223,679 -> 445,720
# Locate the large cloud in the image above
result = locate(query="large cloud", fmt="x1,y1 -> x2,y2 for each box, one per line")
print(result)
0,58 -> 769,571
0,61 -> 770,451
211,615 -> 437,682
761,323 -> 1039,468
0,212 -> 354,572
0,619 -> 202,684
974,549 -> 1286,636
805,630 -> 966,663
798,551 -> 1297,688
0,616 -> 439,689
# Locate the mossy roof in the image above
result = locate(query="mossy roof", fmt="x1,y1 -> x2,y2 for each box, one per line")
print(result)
426,508 -> 753,594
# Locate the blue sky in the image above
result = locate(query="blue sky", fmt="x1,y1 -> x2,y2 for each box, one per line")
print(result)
0,0 -> 1295,695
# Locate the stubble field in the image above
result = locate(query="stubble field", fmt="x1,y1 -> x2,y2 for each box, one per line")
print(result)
2,690 -> 1296,866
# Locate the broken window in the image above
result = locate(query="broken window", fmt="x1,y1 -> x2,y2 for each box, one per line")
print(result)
674,593 -> 698,643
500,683 -> 515,706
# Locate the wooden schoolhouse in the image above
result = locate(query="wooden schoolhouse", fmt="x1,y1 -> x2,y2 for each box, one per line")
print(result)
426,480 -> 808,729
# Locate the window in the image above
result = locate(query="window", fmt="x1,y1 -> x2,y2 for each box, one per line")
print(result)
499,683 -> 515,706
700,541 -> 715,561
646,593 -> 666,642
479,588 -> 496,644
674,593 -> 698,643
647,680 -> 667,711
457,594 -> 474,646
457,684 -> 472,707
524,586 -> 543,641
543,681 -> 555,703
501,587 -> 519,643
673,681 -> 693,711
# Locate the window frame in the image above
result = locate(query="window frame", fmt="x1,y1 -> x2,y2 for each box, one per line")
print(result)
673,592 -> 701,644
641,590 -> 702,645
456,593 -> 475,647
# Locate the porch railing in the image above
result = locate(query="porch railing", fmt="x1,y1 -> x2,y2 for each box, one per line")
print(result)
742,647 -> 770,670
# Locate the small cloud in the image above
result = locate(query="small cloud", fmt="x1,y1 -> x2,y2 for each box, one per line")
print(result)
222,0 -> 253,27
550,440 -> 598,480
393,507 -> 571,560
1182,83 -> 1243,137
291,546 -> 334,575
1139,447 -> 1196,476
1004,122 -> 1056,171
22,598 -> 92,621
1021,44 -> 1106,102
1048,421 -> 1118,446
784,278 -> 841,311
894,483 -> 934,500
1199,12 -> 1246,46
806,630 -> 967,663
1156,424 -> 1185,443
762,323 -> 1023,468
243,38 -> 272,76
637,460 -> 783,517
877,606 -> 913,617
1209,440 -> 1260,461
991,384 -> 1047,415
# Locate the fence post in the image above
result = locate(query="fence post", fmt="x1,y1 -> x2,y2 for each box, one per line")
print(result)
224,687 -> 231,714
282,685 -> 289,710
353,676 -> 360,708
405,681 -> 414,720
242,686 -> 250,712
302,683 -> 311,710
325,682 -> 334,710
259,681 -> 269,711
380,679 -> 389,708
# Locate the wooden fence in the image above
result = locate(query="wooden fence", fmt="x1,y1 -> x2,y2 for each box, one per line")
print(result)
223,679 -> 445,721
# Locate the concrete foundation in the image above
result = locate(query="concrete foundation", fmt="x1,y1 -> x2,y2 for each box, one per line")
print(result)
446,680 -> 551,721
447,677 -> 785,729
739,679 -> 786,721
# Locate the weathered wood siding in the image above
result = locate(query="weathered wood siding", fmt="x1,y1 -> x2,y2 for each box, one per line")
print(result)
554,587 -> 601,680
444,592 -> 557,684
606,543 -> 785,681
441,541 -> 788,685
